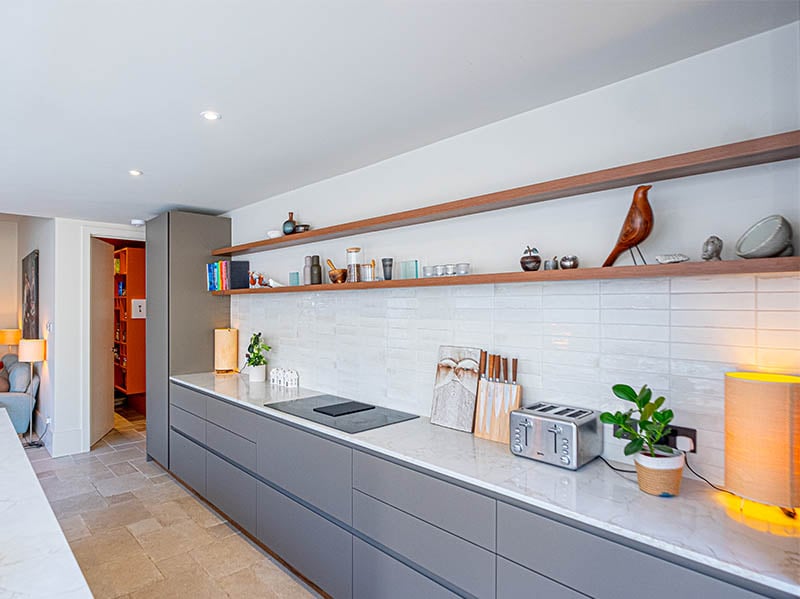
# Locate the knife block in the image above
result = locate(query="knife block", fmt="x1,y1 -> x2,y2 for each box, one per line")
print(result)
473,380 -> 522,443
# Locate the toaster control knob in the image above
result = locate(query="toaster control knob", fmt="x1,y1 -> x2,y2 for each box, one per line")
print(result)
560,455 -> 571,465
512,443 -> 522,453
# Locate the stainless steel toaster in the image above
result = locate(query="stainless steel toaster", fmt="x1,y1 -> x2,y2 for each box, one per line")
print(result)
509,402 -> 603,470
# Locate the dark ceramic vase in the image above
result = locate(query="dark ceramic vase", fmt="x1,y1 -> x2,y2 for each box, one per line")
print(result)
283,212 -> 297,235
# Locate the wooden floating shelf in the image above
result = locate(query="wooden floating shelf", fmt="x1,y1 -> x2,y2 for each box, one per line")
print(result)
212,257 -> 800,295
213,130 -> 800,257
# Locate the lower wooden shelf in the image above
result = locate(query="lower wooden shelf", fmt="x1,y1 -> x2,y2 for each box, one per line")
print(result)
211,256 -> 800,296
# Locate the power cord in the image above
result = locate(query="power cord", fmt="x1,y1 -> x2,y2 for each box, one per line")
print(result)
599,456 -> 636,474
683,453 -> 735,495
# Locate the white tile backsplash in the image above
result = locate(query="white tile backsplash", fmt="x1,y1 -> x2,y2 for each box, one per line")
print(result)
234,272 -> 800,485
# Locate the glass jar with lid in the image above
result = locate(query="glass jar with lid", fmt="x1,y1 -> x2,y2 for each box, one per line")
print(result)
346,247 -> 362,282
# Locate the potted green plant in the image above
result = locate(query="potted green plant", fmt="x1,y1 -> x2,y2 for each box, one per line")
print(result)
600,384 -> 685,497
244,332 -> 271,383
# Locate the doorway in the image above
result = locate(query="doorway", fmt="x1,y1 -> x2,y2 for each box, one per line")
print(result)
90,237 -> 146,446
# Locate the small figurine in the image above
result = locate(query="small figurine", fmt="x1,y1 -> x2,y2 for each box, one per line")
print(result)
520,246 -> 541,271
543,256 -> 559,270
559,255 -> 579,269
655,254 -> 690,264
702,235 -> 723,261
603,185 -> 654,266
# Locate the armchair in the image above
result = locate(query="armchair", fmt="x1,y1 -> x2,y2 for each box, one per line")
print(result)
0,354 -> 41,435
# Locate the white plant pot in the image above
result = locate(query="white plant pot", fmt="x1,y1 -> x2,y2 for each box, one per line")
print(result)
634,450 -> 685,497
248,364 -> 266,383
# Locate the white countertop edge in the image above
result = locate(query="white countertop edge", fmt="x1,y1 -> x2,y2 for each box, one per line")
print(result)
170,376 -> 799,596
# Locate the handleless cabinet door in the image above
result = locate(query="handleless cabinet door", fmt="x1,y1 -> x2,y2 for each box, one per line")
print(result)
170,383 -> 207,418
206,453 -> 257,534
169,431 -> 206,495
170,405 -> 206,443
353,538 -> 458,599
497,557 -> 588,599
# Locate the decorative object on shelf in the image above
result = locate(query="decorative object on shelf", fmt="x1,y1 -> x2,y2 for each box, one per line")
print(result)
214,328 -> 238,373
399,259 -> 419,279
381,258 -> 394,281
422,266 -> 434,278
603,185 -> 654,267
543,256 -> 559,270
270,367 -> 299,388
433,264 -> 445,277
346,247 -> 362,283
310,255 -> 322,285
430,346 -> 482,433
725,372 -> 799,509
207,260 -> 249,291
303,256 -> 312,286
268,278 -> 285,287
520,246 -> 541,271
559,255 -> 579,269
249,271 -> 269,288
267,230 -> 282,239
701,235 -> 723,261
474,353 -> 522,443
655,253 -> 690,264
288,272 -> 300,286
282,212 -> 297,235
244,332 -> 271,383
294,224 -> 311,233
444,264 -> 456,276
600,383 -> 684,497
735,214 -> 794,259
456,262 -> 470,275
326,258 -> 347,284
360,262 -> 375,282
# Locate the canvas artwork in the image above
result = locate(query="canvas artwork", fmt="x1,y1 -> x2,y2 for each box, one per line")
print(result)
22,250 -> 39,339
430,345 -> 481,432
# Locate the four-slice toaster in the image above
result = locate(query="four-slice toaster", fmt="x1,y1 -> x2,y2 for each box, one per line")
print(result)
509,402 -> 603,470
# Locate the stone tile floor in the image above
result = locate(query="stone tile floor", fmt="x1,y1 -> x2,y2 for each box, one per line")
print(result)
27,408 -> 321,598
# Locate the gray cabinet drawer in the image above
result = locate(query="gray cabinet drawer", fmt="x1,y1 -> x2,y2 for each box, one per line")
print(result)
353,451 -> 495,550
169,431 -> 206,495
257,417 -> 352,524
353,490 -> 495,599
207,422 -> 257,471
170,405 -> 206,442
206,453 -> 257,534
170,383 -> 207,418
497,502 -> 765,599
497,557 -> 587,599
257,481 -> 352,599
207,396 -> 259,441
353,537 -> 458,599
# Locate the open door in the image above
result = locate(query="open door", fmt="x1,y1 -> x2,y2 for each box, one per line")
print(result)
90,238 -> 115,445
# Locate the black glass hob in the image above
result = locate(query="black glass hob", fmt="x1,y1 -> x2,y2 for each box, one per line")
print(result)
269,395 -> 418,434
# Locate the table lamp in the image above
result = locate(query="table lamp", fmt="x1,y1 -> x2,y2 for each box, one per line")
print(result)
0,328 -> 21,353
725,372 -> 799,509
19,338 -> 46,448
214,328 -> 238,373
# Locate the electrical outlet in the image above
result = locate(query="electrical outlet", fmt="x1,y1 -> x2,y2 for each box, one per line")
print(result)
45,417 -> 51,424
613,420 -> 638,440
612,421 -> 697,453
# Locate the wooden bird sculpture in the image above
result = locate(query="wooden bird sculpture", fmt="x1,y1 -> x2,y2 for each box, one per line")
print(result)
602,185 -> 654,267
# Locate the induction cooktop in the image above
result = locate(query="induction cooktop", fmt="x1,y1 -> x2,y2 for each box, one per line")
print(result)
269,395 -> 418,434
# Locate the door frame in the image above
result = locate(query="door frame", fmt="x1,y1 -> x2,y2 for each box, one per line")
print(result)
80,224 -> 145,452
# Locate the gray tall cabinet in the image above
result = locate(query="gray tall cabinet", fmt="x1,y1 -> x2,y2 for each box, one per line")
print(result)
145,211 -> 231,466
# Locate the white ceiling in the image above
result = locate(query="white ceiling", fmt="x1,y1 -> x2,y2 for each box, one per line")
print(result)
1,1 -> 797,224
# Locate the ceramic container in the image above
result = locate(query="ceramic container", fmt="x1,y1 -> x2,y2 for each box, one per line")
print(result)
434,265 -> 445,277
445,264 -> 456,276
249,364 -> 266,383
422,266 -> 434,278
310,255 -> 322,284
735,215 -> 793,259
456,262 -> 470,275
267,230 -> 282,239
282,212 -> 297,235
382,258 -> 393,281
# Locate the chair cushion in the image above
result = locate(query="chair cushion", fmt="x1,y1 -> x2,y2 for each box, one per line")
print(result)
0,376 -> 8,393
1,354 -> 18,373
8,363 -> 30,393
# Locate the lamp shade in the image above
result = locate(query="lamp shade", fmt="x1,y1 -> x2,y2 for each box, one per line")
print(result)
214,328 -> 238,372
18,338 -> 46,363
725,372 -> 800,507
0,329 -> 21,346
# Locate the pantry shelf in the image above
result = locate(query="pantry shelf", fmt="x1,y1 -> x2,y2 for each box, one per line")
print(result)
212,130 -> 800,257
211,256 -> 800,295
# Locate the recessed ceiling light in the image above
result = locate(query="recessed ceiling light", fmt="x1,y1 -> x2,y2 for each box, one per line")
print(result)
128,169 -> 143,177
200,110 -> 221,121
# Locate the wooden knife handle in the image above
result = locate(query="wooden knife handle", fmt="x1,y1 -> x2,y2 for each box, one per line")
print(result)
494,355 -> 501,380
487,354 -> 495,380
512,358 -> 518,384
501,357 -> 508,382
478,350 -> 487,377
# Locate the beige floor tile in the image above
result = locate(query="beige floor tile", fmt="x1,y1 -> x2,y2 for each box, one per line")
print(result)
130,566 -> 228,599
146,499 -> 191,526
89,440 -> 117,455
126,517 -> 162,538
132,479 -> 190,504
149,473 -> 172,485
50,490 -> 110,517
103,428 -> 145,447
176,495 -> 225,528
154,551 -> 200,578
108,491 -> 137,505
81,551 -> 163,599
108,462 -> 138,476
94,471 -> 153,497
81,498 -> 154,532
54,459 -> 114,482
129,457 -> 166,478
190,533 -> 264,579
207,520 -> 239,540
58,514 -> 92,542
227,560 -> 318,599
71,527 -> 143,567
137,518 -> 216,562
25,446 -> 52,461
96,447 -> 145,466
40,476 -> 96,502
216,565 -> 282,598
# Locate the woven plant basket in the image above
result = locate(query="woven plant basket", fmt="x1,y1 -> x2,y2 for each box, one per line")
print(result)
634,451 -> 685,497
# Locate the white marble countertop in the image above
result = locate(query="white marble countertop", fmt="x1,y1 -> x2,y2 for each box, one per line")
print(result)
0,409 -> 92,598
172,372 -> 800,597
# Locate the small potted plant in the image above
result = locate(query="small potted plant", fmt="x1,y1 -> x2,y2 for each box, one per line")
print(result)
244,332 -> 271,383
600,384 -> 685,497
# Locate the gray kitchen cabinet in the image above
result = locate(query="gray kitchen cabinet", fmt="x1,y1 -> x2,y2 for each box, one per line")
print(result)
146,211 -> 230,468
206,453 -> 257,534
256,416 -> 352,524
353,450 -> 496,550
170,383 -> 207,418
206,421 -> 257,471
496,502 -> 767,599
352,489 -> 495,599
353,538 -> 459,599
497,556 -> 588,599
257,480 -> 352,599
206,396 -> 259,441
169,405 -> 206,443
169,430 -> 206,495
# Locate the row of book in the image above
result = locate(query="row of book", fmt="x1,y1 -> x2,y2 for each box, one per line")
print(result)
206,260 -> 250,291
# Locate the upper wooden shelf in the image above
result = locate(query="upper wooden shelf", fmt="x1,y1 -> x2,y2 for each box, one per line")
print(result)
214,130 -> 800,257
211,257 -> 800,295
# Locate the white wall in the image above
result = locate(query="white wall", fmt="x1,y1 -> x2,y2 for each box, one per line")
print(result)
228,24 -> 800,484
16,216 -> 56,452
0,216 -> 19,329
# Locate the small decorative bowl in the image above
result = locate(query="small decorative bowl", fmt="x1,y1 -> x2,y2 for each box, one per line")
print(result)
735,215 -> 793,259
267,230 -> 282,239
328,268 -> 347,284
294,224 -> 311,233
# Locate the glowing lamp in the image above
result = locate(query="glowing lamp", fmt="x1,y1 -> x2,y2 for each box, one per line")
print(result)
0,329 -> 21,350
214,328 -> 238,373
725,372 -> 799,508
